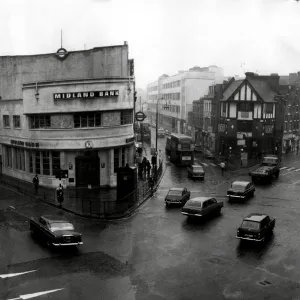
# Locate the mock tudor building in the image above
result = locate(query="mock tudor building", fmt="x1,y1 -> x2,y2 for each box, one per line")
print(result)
217,72 -> 283,161
0,43 -> 135,188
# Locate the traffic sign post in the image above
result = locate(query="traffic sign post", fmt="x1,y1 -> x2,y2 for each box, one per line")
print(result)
135,111 -> 146,122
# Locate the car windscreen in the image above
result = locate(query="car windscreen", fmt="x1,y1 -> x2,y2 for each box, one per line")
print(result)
50,222 -> 74,232
168,190 -> 182,196
241,221 -> 260,230
262,158 -> 277,166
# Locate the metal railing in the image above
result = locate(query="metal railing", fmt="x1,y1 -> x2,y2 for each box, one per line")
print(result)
0,161 -> 164,219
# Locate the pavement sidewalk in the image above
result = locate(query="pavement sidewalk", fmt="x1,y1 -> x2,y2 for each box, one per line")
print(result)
0,172 -> 153,220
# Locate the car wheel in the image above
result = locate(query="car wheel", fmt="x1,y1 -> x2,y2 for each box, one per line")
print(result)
165,203 -> 169,208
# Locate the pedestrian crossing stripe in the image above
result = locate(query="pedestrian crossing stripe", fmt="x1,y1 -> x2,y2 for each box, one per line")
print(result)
202,163 -> 209,166
280,167 -> 288,170
209,163 -> 217,167
295,168 -> 300,171
286,167 -> 296,171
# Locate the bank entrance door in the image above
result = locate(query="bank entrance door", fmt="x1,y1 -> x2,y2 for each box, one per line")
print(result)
75,153 -> 100,187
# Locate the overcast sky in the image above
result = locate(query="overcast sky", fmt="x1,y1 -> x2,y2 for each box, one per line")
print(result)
1,0 -> 300,89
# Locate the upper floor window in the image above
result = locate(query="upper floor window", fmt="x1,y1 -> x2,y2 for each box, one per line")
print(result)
238,102 -> 253,112
121,110 -> 133,125
74,112 -> 101,128
13,115 -> 21,128
30,115 -> 51,129
264,103 -> 273,114
3,115 -> 10,128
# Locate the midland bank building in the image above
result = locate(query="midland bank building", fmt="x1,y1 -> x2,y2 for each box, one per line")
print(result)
0,42 -> 135,188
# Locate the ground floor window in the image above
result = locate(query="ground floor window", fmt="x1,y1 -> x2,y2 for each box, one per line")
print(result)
29,151 -> 34,173
15,148 -> 25,171
43,151 -> 50,175
114,149 -> 120,173
121,147 -> 126,166
35,151 -> 41,174
4,147 -> 12,167
3,146 -> 61,176
52,151 -> 61,174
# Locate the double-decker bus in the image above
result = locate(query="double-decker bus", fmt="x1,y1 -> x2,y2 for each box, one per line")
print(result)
165,133 -> 195,166
139,122 -> 151,141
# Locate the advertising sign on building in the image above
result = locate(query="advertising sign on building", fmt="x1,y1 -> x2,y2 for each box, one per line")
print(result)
237,139 -> 245,146
53,90 -> 119,100
237,133 -> 243,139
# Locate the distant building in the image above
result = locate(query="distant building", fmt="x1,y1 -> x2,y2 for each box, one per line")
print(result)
192,80 -> 232,152
276,85 -> 300,153
146,66 -> 224,136
0,42 -> 135,188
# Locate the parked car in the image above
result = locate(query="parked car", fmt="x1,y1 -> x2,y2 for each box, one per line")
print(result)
30,215 -> 83,248
187,164 -> 205,180
227,181 -> 255,201
202,149 -> 215,159
158,128 -> 165,138
165,187 -> 190,207
182,197 -> 223,219
236,213 -> 275,243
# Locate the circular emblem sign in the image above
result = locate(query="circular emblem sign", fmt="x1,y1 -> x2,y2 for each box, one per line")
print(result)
85,141 -> 93,148
135,111 -> 146,122
55,48 -> 69,60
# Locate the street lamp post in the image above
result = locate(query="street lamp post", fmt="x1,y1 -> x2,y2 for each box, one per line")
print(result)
155,97 -> 164,152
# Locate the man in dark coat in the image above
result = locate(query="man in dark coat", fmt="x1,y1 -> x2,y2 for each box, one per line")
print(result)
33,175 -> 39,193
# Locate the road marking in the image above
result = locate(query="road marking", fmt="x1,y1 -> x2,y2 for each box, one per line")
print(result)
295,168 -> 300,171
0,270 -> 37,279
293,178 -> 300,185
286,167 -> 296,171
7,288 -> 64,300
209,163 -> 217,167
280,167 -> 288,170
202,163 -> 208,166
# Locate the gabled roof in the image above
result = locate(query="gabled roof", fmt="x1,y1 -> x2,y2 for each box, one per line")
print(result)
222,77 -> 277,103
247,77 -> 277,103
222,80 -> 243,101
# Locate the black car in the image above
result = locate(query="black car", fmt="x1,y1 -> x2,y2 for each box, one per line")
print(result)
202,149 -> 215,159
30,215 -> 83,247
187,164 -> 205,180
165,188 -> 190,207
182,197 -> 223,219
227,181 -> 255,201
236,213 -> 275,243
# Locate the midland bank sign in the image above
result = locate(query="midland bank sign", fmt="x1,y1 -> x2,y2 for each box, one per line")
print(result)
53,90 -> 119,100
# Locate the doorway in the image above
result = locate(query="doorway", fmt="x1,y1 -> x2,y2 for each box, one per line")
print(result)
75,152 -> 100,187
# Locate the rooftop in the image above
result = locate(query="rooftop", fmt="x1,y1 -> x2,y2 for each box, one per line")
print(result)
189,197 -> 214,203
169,187 -> 184,191
232,181 -> 250,186
244,213 -> 267,222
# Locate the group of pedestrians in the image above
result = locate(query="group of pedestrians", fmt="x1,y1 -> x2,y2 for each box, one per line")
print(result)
138,157 -> 152,180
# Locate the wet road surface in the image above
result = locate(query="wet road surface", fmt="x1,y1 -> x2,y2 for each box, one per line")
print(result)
1,145 -> 300,299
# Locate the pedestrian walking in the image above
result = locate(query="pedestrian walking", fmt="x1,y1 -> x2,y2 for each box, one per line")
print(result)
220,162 -> 225,176
297,145 -> 299,155
32,174 -> 39,193
56,184 -> 64,208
